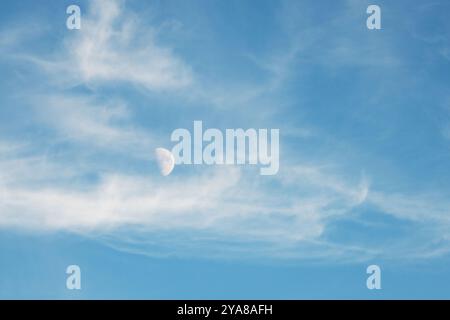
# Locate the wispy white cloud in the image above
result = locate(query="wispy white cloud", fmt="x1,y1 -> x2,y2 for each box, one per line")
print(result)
24,0 -> 192,91
32,94 -> 158,158
3,141 -> 448,261
369,192 -> 450,223
0,135 -> 372,259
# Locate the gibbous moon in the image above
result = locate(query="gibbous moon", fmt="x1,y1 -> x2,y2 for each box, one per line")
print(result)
155,147 -> 175,176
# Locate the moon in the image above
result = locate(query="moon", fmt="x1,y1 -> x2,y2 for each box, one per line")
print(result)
155,147 -> 175,176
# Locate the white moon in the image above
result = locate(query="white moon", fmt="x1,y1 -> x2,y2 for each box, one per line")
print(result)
155,147 -> 175,176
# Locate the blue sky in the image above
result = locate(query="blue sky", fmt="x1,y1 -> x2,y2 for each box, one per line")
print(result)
1,0 -> 450,299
